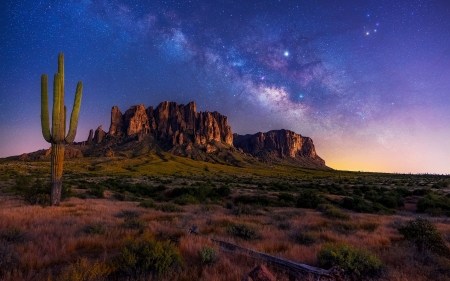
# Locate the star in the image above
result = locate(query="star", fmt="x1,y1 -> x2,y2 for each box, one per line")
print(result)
284,51 -> 289,57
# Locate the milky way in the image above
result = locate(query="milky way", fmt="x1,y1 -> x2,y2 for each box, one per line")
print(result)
1,0 -> 449,173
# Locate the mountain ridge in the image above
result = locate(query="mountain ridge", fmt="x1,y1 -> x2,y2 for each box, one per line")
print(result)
14,101 -> 329,170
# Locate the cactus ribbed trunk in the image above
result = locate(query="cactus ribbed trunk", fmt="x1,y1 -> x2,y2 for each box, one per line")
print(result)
40,53 -> 83,206
50,143 -> 64,206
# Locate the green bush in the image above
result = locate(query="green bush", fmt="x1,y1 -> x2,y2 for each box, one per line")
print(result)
317,243 -> 383,280
234,195 -> 273,206
232,204 -> 256,216
88,185 -> 105,198
122,218 -> 146,231
198,246 -> 217,264
13,177 -> 49,205
341,196 -> 374,213
277,192 -> 296,207
291,230 -> 318,245
83,223 -> 106,235
157,203 -> 183,213
228,223 -> 260,240
174,194 -> 199,205
296,190 -> 321,209
116,236 -> 183,277
417,193 -> 450,216
114,192 -> 126,201
398,217 -> 450,256
317,204 -> 350,220
139,199 -> 156,209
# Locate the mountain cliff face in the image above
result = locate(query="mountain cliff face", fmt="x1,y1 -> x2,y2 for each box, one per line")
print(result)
233,130 -> 325,166
75,101 -> 327,169
106,101 -> 233,147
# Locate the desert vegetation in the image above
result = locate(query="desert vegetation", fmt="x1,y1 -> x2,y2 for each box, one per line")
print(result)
0,154 -> 449,280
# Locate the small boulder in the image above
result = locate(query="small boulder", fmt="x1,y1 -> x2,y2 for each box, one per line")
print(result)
243,265 -> 276,281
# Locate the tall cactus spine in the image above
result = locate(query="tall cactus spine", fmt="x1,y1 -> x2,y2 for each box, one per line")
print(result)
41,53 -> 83,206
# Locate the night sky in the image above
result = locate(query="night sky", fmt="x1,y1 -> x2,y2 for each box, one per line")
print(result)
1,0 -> 449,174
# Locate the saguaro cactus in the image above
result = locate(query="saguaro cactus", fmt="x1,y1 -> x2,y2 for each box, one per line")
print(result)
41,53 -> 83,206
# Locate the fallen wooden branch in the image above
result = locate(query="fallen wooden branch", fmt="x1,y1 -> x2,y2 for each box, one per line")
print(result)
188,225 -> 343,281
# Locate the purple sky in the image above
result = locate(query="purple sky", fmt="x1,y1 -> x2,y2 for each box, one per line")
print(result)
1,0 -> 449,173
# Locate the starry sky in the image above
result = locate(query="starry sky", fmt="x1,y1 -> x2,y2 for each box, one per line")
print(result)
1,0 -> 449,174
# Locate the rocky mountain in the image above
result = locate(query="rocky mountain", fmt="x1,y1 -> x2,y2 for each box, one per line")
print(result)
233,130 -> 326,168
17,101 -> 329,169
106,101 -> 233,147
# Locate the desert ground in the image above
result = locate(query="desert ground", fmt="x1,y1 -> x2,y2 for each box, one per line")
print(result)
1,153 -> 449,281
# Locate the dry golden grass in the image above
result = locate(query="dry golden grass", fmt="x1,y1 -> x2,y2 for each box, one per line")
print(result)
1,157 -> 450,280
1,196 -> 448,280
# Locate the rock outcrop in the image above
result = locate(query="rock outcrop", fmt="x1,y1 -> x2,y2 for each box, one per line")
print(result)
243,265 -> 276,281
234,129 -> 325,166
80,101 -> 327,169
86,129 -> 93,143
93,126 -> 106,143
103,101 -> 233,147
109,106 -> 124,136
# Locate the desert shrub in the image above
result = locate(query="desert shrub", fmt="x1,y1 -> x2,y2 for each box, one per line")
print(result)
326,183 -> 349,196
341,196 -> 374,213
13,177 -> 49,205
60,258 -> 112,281
232,204 -> 256,216
0,173 -> 9,181
113,192 -> 125,201
122,218 -> 146,231
296,190 -> 321,209
88,185 -> 105,198
291,230 -> 318,245
417,193 -> 450,216
364,190 -> 379,201
330,221 -> 359,235
234,195 -> 274,206
277,192 -> 296,207
157,203 -> 183,212
174,194 -> 199,205
99,179 -> 163,198
117,209 -> 141,219
394,187 -> 413,197
317,204 -> 350,220
0,242 -> 20,278
432,179 -> 450,189
139,199 -> 156,209
377,192 -> 404,208
0,227 -> 28,244
317,243 -> 384,280
228,223 -> 261,240
171,184 -> 229,203
398,217 -> 450,256
198,246 -> 217,264
115,236 -> 183,277
371,202 -> 395,214
83,223 -> 106,235
413,188 -> 432,196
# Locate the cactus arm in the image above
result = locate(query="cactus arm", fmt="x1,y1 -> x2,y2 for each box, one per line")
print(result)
41,74 -> 52,143
58,54 -> 65,142
64,106 -> 66,137
65,82 -> 83,143
58,53 -> 64,92
52,73 -> 62,141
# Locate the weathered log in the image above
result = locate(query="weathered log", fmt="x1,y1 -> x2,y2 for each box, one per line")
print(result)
188,225 -> 343,281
